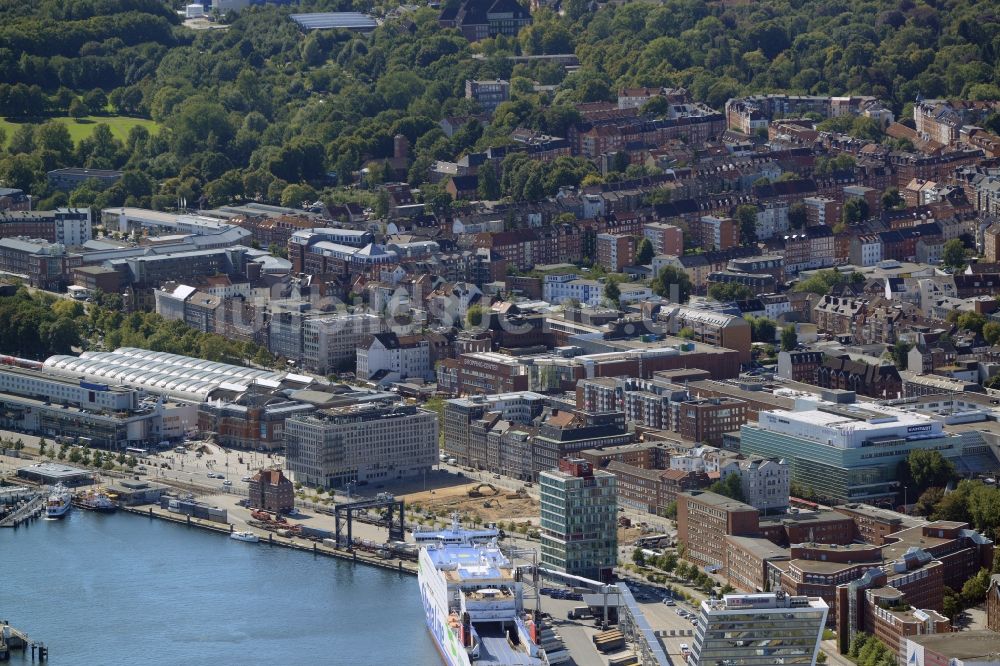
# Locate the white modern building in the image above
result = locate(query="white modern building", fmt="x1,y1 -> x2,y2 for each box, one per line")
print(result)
543,274 -> 603,307
689,592 -> 828,665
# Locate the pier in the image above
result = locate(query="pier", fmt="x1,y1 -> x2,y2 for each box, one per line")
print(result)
0,622 -> 46,662
120,505 -> 418,576
0,494 -> 44,528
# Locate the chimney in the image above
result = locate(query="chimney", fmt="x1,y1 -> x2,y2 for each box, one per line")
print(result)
394,134 -> 409,161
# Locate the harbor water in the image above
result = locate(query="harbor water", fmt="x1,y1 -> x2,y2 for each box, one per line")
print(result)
2,510 -> 439,665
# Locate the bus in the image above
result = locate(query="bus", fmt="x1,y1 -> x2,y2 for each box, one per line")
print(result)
635,534 -> 671,548
126,447 -> 148,457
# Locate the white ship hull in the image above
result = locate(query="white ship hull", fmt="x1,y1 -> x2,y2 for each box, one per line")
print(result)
417,519 -> 546,666
46,484 -> 72,518
419,553 -> 473,666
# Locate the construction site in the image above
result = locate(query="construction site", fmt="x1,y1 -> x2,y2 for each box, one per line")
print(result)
399,481 -> 540,528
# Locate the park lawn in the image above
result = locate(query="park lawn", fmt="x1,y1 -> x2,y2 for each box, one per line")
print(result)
0,115 -> 160,147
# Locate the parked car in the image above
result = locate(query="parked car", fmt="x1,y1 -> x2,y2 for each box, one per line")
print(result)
663,599 -> 675,606
222,480 -> 232,486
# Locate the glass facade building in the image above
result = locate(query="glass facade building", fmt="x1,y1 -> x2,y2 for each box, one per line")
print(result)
689,592 -> 828,665
739,404 -> 979,504
540,459 -> 617,581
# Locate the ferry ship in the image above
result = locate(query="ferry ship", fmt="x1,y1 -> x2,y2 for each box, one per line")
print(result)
418,516 -> 547,666
45,483 -> 72,518
75,489 -> 117,513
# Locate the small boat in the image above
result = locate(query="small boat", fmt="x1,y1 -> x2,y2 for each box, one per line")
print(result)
76,489 -> 117,513
230,530 -> 259,543
46,483 -> 72,518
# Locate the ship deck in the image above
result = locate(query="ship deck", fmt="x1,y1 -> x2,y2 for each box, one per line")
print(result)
474,625 -> 543,666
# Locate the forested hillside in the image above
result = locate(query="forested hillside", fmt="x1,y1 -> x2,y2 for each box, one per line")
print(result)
0,0 -> 997,211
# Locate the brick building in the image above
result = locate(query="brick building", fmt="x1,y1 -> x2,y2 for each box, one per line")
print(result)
677,491 -> 760,572
248,468 -> 295,513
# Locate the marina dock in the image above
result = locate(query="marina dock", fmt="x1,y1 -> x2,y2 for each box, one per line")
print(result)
0,493 -> 44,528
119,505 -> 418,576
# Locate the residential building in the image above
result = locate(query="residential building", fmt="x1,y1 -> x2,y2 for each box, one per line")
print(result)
247,469 -> 294,513
539,458 -> 617,581
356,332 -> 433,383
442,392 -> 547,465
0,188 -> 29,212
678,397 -> 748,447
284,402 -> 438,488
689,592 -> 828,666
656,304 -> 752,363
47,167 -> 121,191
0,208 -> 91,246
0,237 -> 69,289
777,350 -> 825,382
738,457 -> 790,513
595,233 -> 634,272
465,79 -> 510,113
814,356 -> 902,399
642,222 -> 683,257
696,215 -> 739,251
439,0 -> 531,41
803,196 -> 841,227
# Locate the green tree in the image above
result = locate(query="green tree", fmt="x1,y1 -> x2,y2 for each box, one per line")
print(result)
983,322 -> 1000,346
914,487 -> 944,516
68,98 -> 88,118
881,188 -> 903,210
651,266 -> 691,303
906,449 -> 955,497
746,316 -> 777,343
942,239 -> 966,270
634,237 -> 654,265
603,279 -> 621,305
841,198 -> 869,225
780,325 -> 798,351
961,568 -> 991,606
38,438 -> 47,457
956,311 -> 986,335
632,547 -> 646,566
465,304 -> 486,328
788,203 -> 807,230
373,189 -> 391,218
709,473 -> 744,501
890,340 -> 912,369
708,282 -> 754,302
477,167 -> 501,200
734,204 -> 758,244
942,587 -> 962,620
662,501 -> 677,520
678,327 -> 695,339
